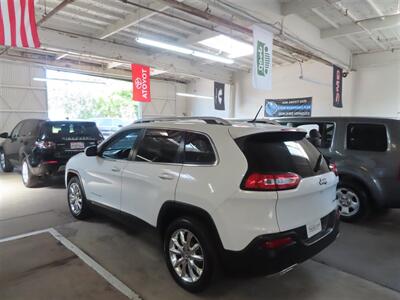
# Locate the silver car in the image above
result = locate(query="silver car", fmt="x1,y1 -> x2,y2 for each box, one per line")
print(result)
276,117 -> 400,222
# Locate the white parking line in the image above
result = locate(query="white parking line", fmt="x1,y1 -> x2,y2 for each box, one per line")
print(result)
0,228 -> 142,300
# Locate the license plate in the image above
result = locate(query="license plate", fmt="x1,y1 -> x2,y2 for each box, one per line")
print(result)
306,219 -> 322,238
70,142 -> 85,149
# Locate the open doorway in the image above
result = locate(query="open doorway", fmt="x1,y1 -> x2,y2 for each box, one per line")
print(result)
46,70 -> 140,138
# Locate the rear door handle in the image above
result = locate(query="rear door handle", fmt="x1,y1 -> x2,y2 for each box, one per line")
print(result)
159,173 -> 174,180
111,166 -> 121,172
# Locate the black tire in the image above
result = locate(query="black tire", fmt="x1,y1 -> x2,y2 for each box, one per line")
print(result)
337,179 -> 370,222
21,157 -> 39,188
164,217 -> 218,293
0,149 -> 13,172
67,176 -> 90,220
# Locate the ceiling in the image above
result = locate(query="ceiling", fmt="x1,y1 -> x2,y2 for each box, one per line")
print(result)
1,0 -> 398,82
280,0 -> 400,54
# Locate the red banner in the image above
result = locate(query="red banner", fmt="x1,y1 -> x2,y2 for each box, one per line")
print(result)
131,64 -> 151,102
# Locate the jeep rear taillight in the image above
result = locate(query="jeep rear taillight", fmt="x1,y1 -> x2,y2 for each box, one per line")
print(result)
329,162 -> 338,176
35,140 -> 56,149
243,172 -> 301,191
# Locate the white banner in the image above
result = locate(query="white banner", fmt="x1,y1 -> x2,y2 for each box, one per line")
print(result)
252,24 -> 273,90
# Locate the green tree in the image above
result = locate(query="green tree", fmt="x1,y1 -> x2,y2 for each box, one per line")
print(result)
63,89 -> 139,120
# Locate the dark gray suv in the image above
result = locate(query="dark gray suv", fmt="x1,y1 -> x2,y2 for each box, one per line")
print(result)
276,117 -> 400,222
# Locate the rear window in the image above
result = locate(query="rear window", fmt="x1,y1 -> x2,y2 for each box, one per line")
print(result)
135,129 -> 183,163
235,132 -> 330,178
42,122 -> 101,138
346,123 -> 387,152
184,132 -> 216,165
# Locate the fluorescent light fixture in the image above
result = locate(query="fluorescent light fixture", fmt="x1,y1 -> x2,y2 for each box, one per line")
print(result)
192,51 -> 234,64
199,34 -> 253,58
136,37 -> 192,55
136,37 -> 234,64
150,68 -> 167,76
176,92 -> 213,100
33,77 -> 106,84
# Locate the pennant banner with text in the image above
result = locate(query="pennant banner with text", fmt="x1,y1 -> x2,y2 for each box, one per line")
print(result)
131,64 -> 151,102
332,65 -> 343,108
252,24 -> 273,91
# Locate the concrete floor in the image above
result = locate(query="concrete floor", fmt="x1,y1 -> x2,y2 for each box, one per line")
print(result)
1,172 -> 399,299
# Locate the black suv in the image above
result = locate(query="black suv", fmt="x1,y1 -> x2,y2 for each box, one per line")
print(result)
0,119 -> 103,187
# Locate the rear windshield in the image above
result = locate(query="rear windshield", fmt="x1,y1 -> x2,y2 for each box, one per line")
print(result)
42,122 -> 101,138
235,132 -> 330,178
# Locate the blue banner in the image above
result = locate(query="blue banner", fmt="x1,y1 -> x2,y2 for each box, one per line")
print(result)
264,97 -> 312,117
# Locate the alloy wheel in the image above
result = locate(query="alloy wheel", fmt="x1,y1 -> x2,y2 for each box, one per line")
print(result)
169,229 -> 204,283
69,182 -> 83,215
0,152 -> 5,169
22,161 -> 29,184
337,187 -> 360,217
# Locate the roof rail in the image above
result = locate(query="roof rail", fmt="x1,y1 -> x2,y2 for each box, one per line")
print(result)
134,116 -> 231,125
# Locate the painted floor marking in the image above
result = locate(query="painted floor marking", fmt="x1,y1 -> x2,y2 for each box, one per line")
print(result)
0,228 -> 142,300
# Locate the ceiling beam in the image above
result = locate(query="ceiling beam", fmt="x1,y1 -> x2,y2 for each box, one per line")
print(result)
281,0 -> 339,16
96,3 -> 169,39
311,8 -> 339,28
37,0 -> 77,26
346,36 -> 368,52
321,13 -> 400,39
38,28 -> 233,83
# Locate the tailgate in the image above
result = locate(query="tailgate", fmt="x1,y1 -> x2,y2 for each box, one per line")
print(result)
276,172 -> 338,232
54,138 -> 97,159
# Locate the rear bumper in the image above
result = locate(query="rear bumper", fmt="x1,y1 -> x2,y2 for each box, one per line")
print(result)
220,209 -> 339,275
30,162 -> 66,176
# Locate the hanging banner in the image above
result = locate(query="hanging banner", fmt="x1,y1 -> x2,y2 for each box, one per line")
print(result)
264,97 -> 312,117
252,24 -> 273,91
214,82 -> 225,111
332,65 -> 343,108
131,64 -> 151,102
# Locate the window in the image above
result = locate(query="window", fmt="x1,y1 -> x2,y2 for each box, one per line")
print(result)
293,122 -> 335,149
235,132 -> 330,178
102,130 -> 141,160
19,120 -> 39,137
184,132 -> 216,165
347,124 -> 387,152
10,122 -> 24,139
42,122 -> 101,138
135,129 -> 183,163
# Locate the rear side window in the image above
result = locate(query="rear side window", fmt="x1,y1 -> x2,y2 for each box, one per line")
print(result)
292,122 -> 335,148
235,132 -> 330,178
184,132 -> 216,165
19,120 -> 39,137
135,129 -> 183,163
347,124 -> 387,152
42,122 -> 101,138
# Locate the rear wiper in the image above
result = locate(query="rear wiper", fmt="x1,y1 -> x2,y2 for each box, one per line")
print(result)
314,153 -> 323,172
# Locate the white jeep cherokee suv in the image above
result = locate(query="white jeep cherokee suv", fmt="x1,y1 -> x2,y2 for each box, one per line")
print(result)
65,117 -> 339,292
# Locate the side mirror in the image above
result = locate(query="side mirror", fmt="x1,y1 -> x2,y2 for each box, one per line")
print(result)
85,145 -> 98,157
0,132 -> 9,139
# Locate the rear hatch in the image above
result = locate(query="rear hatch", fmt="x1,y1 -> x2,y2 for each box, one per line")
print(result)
41,121 -> 103,161
234,130 -> 338,234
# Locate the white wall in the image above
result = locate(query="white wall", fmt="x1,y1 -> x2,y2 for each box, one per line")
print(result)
0,60 -> 47,134
233,61 -> 354,118
351,52 -> 400,118
141,80 -> 187,117
185,78 -> 232,118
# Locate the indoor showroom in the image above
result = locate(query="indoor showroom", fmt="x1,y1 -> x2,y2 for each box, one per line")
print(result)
1,0 -> 400,299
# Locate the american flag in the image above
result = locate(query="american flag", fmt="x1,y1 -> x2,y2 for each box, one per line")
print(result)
0,0 -> 40,48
